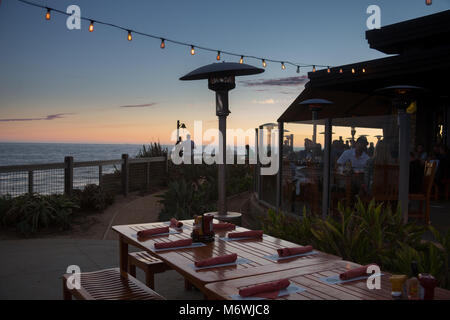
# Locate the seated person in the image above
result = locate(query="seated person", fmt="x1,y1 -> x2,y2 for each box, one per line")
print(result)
336,136 -> 370,173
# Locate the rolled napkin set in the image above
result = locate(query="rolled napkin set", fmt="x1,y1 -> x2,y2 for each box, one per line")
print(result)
195,253 -> 238,268
339,264 -> 379,280
170,218 -> 183,228
239,279 -> 291,299
228,230 -> 263,239
137,226 -> 169,238
154,238 -> 192,249
213,222 -> 236,231
277,245 -> 313,257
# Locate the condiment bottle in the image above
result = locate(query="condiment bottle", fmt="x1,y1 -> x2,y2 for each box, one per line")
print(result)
407,261 -> 420,300
419,274 -> 437,300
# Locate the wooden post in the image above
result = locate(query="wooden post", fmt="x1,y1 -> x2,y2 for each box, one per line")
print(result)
277,122 -> 284,210
398,111 -> 411,223
28,171 -> 33,194
98,165 -> 102,186
64,156 -> 74,196
322,118 -> 332,219
121,154 -> 129,197
146,161 -> 150,191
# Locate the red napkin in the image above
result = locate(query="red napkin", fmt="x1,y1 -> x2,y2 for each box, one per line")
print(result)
339,264 -> 378,280
213,222 -> 236,231
195,253 -> 238,268
239,279 -> 290,299
228,230 -> 263,239
137,226 -> 169,238
154,238 -> 192,249
277,245 -> 313,257
170,218 -> 183,228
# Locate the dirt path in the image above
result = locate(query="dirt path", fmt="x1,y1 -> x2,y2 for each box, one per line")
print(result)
103,190 -> 165,240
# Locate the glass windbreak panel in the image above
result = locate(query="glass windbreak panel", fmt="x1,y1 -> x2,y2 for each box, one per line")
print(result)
281,121 -> 325,215
330,115 -> 399,214
259,124 -> 278,207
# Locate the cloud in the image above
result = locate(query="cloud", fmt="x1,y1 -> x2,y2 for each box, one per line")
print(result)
0,113 -> 74,122
251,99 -> 276,104
119,103 -> 158,108
239,76 -> 309,87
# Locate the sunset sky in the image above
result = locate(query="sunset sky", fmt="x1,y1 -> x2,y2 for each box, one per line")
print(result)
0,0 -> 448,145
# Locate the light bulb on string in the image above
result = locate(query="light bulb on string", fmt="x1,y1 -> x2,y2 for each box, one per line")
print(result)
362,68 -> 366,73
127,31 -> 132,41
262,59 -> 266,68
89,21 -> 94,32
160,39 -> 165,49
190,45 -> 195,55
45,8 -> 51,20
327,66 -> 331,73
339,68 -> 343,74
296,66 -> 300,74
312,65 -> 316,72
239,56 -> 243,64
216,51 -> 221,61
352,68 -> 356,74
281,62 -> 286,70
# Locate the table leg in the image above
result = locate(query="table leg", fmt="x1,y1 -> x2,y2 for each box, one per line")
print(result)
119,235 -> 129,276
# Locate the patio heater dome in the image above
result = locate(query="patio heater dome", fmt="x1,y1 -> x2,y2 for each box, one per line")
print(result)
180,62 -> 264,81
299,98 -> 333,112
375,85 -> 426,110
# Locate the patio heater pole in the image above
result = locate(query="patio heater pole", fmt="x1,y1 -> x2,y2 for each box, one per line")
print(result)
216,90 -> 229,216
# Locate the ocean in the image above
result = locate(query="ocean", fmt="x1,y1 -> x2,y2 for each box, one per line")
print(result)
0,142 -> 160,196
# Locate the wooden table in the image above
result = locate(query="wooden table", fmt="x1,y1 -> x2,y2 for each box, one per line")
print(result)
204,260 -> 450,300
112,219 -> 341,297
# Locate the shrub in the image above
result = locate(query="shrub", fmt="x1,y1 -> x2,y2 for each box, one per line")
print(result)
263,198 -> 450,289
136,142 -> 168,158
1,193 -> 79,234
74,184 -> 114,213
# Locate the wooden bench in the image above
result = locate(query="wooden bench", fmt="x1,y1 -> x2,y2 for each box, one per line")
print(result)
128,251 -> 193,290
62,268 -> 165,300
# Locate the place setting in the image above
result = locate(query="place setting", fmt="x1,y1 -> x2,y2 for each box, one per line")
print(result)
263,245 -> 319,262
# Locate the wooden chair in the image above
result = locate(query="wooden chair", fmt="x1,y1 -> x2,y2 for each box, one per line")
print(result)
409,161 -> 437,225
372,164 -> 399,203
128,251 -> 171,289
62,268 -> 165,300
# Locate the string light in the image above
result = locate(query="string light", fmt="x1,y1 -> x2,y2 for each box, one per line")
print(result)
339,68 -> 343,74
352,68 -> 356,74
426,0 -> 432,5
16,0 -> 336,74
327,66 -> 331,73
362,68 -> 366,73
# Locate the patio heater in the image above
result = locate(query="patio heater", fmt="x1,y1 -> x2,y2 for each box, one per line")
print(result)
299,99 -> 333,145
180,62 -> 264,223
375,85 -> 426,224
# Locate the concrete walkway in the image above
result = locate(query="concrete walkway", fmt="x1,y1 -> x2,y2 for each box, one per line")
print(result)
0,239 -> 203,300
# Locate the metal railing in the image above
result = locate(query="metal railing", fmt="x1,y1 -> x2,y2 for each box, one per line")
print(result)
0,154 -> 167,197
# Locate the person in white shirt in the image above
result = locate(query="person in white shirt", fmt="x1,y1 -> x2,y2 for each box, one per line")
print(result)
337,136 -> 370,173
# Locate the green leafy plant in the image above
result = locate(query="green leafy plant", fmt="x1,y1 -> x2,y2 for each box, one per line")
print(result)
136,142 -> 168,158
1,193 -> 79,234
74,184 -> 114,212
